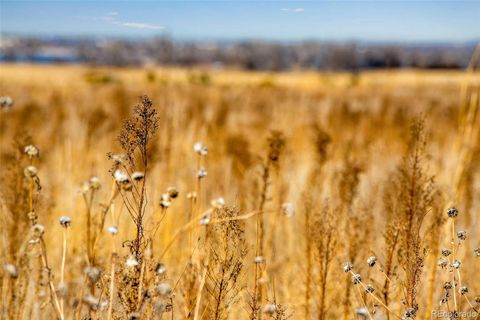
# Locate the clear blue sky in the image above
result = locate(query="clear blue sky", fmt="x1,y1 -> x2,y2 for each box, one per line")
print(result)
1,1 -> 479,42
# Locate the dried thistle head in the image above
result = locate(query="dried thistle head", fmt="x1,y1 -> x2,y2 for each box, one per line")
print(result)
447,207 -> 458,218
24,144 -> 39,158
59,216 -> 72,228
3,263 -> 18,278
343,261 -> 353,273
281,202 -> 295,217
210,197 -> 225,209
0,95 -> 14,110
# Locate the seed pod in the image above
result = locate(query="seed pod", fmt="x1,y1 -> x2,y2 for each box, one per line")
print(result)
59,216 -> 72,228
367,256 -> 377,267
343,262 -> 353,273
351,273 -> 362,285
447,207 -> 458,218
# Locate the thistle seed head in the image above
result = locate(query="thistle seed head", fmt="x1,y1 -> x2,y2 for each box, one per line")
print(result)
404,307 -> 416,317
83,294 -> 101,310
89,176 -> 101,190
254,256 -> 266,264
31,224 -> 45,238
475,247 -> 480,257
24,165 -> 38,178
3,263 -> 18,278
131,171 -> 144,181
59,216 -> 72,228
24,145 -> 40,158
437,257 -> 448,269
128,312 -> 140,320
84,266 -> 101,283
155,263 -> 167,275
199,213 -> 211,225
194,142 -> 208,156
160,193 -> 171,208
281,202 -> 295,217
157,283 -> 172,297
365,284 -> 375,293
351,273 -> 362,285
197,168 -> 207,178
0,96 -> 14,110
57,282 -> 68,298
110,153 -> 127,164
447,207 -> 458,218
343,261 -> 353,273
457,230 -> 467,241
356,307 -> 369,317
114,169 -> 129,184
126,256 -> 139,267
443,281 -> 453,290
460,286 -> 468,295
210,197 -> 225,209
451,259 -> 461,269
262,303 -> 277,315
167,186 -> 178,198
107,225 -> 118,235
367,256 -> 377,267
441,249 -> 452,257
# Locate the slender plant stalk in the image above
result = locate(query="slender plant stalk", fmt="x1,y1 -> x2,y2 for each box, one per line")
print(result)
59,227 -> 68,318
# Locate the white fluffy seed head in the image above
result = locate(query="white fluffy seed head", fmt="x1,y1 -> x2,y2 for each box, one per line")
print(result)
199,214 -> 211,225
89,176 -> 101,190
114,169 -> 129,183
84,266 -> 101,283
31,224 -> 45,238
126,256 -> 139,268
254,256 -> 266,264
155,263 -> 167,275
24,145 -> 40,158
197,168 -> 207,178
107,225 -> 118,235
160,193 -> 171,208
262,303 -> 277,315
367,256 -> 377,267
156,283 -> 172,297
131,171 -> 144,181
3,263 -> 18,278
193,142 -> 203,153
0,96 -> 14,110
281,202 -> 295,217
452,259 -> 461,269
343,261 -> 353,273
24,165 -> 38,178
193,142 -> 208,156
59,216 -> 72,228
210,197 -> 225,209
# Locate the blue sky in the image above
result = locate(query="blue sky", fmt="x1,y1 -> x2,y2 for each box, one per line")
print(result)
1,1 -> 479,42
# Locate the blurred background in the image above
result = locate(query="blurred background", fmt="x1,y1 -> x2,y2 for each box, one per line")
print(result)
1,1 -> 479,69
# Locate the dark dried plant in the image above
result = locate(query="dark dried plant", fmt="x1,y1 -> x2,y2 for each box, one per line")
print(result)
393,117 -> 435,314
251,130 -> 286,320
117,94 -> 159,260
310,200 -> 337,320
205,206 -> 248,320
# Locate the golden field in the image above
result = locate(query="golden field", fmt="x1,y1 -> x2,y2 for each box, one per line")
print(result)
0,64 -> 479,320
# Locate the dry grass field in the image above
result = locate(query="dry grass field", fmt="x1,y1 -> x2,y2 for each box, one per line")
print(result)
0,63 -> 479,320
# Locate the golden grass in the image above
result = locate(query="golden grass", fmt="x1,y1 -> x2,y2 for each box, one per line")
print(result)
0,64 -> 479,320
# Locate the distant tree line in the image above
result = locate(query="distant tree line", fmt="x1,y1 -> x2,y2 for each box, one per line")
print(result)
0,36 -> 477,70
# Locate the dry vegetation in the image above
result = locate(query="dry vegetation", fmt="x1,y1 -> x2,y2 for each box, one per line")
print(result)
0,62 -> 479,320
